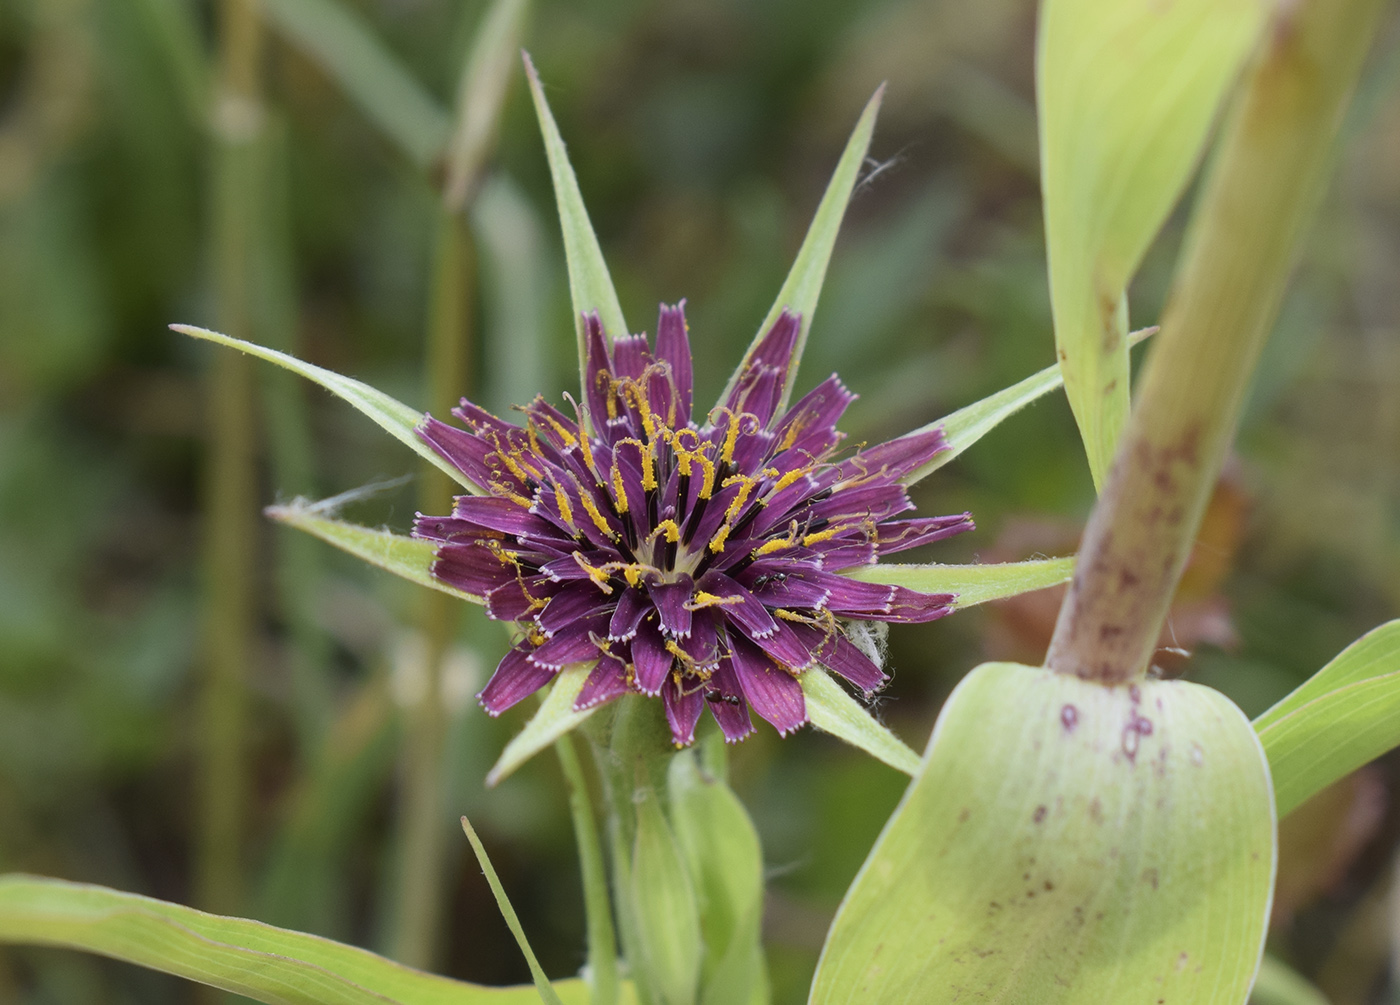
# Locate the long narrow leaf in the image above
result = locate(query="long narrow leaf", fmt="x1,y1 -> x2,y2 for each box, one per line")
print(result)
1038,0 -> 1267,487
1254,620 -> 1400,816
261,0 -> 450,169
266,502 -> 483,605
902,327 -> 1155,486
801,668 -> 921,776
174,325 -> 481,493
723,87 -> 883,414
460,819 -> 566,1005
523,54 -> 628,380
0,875 -> 591,1005
846,557 -> 1075,609
487,665 -> 596,786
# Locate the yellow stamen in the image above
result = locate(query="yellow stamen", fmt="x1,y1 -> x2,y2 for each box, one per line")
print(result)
553,485 -> 575,529
721,410 -> 742,465
769,466 -> 808,496
576,487 -> 617,539
543,414 -> 578,448
686,591 -> 742,610
571,553 -> 615,593
755,538 -> 793,556
650,519 -> 681,545
708,524 -> 731,554
611,464 -> 629,514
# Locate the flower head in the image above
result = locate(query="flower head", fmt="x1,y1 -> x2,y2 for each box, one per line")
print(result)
414,302 -> 972,746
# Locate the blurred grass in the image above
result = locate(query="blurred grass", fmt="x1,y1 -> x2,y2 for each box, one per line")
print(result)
0,1 -> 1398,1003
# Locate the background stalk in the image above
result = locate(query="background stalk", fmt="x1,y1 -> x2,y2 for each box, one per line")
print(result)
1045,0 -> 1389,683
198,0 -> 264,918
386,209 -> 473,968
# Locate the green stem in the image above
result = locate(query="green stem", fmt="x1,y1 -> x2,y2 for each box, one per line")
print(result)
555,734 -> 619,1005
198,0 -> 264,918
386,209 -> 473,968
1046,0 -> 1388,683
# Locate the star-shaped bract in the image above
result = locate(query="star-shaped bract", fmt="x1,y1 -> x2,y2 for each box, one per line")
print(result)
414,303 -> 972,746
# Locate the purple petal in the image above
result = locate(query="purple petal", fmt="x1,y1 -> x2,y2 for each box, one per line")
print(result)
537,580 -> 610,635
788,622 -> 886,693
632,618 -> 674,695
486,578 -> 550,621
748,618 -> 815,673
608,587 -> 649,640
574,653 -> 631,710
741,566 -> 832,609
479,645 -> 557,715
612,333 -> 649,380
432,541 -> 514,596
583,312 -> 618,438
809,481 -> 912,525
871,514 -> 975,557
417,416 -> 501,491
771,375 -> 854,460
729,634 -> 807,736
706,657 -> 754,743
723,311 -> 800,424
454,496 -> 555,539
656,301 -> 693,425
676,608 -> 724,674
809,572 -> 955,623
529,614 -> 609,669
839,427 -> 948,482
695,571 -> 777,639
663,676 -> 705,746
648,577 -> 694,638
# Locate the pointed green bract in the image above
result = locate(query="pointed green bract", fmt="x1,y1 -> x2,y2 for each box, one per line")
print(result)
1254,620 -> 1400,817
261,0 -> 451,170
0,874 -> 597,1004
900,328 -> 1155,487
487,664 -> 597,786
723,87 -> 884,415
801,667 -> 921,776
847,557 -> 1074,609
811,662 -> 1276,1003
175,325 -> 483,493
1038,0 -> 1266,487
523,54 -> 628,383
461,818 -> 567,1005
267,502 -> 483,605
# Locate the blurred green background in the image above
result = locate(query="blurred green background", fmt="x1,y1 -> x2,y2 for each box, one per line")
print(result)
1,0 -> 1399,1002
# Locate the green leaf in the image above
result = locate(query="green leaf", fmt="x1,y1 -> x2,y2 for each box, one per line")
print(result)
812,662 -> 1275,1002
1038,0 -> 1267,487
723,87 -> 884,415
174,325 -> 482,493
460,818 -> 566,1005
902,327 -> 1155,487
487,664 -> 597,786
265,501 -> 483,605
0,874 -> 597,1004
667,751 -> 763,1005
847,557 -> 1075,609
443,0 -> 531,210
555,735 -> 619,1005
1250,955 -> 1329,1005
629,786 -> 702,1005
261,0 -> 451,169
801,667 -> 921,776
1254,620 -> 1400,817
522,53 -> 628,386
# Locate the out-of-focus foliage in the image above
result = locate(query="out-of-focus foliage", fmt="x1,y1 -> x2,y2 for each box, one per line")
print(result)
0,1 -> 1398,1003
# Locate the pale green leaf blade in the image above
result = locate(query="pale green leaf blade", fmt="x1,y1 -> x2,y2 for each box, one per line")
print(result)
847,557 -> 1075,609
487,665 -> 596,786
812,663 -> 1276,1002
1253,621 -> 1400,817
555,736 -> 619,1005
460,818 -> 566,1005
1251,955 -> 1329,1005
522,54 -> 628,379
443,0 -> 531,209
722,87 -> 883,414
261,0 -> 450,169
0,874 -> 594,1004
902,327 -> 1155,486
174,325 -> 481,493
801,668 -> 921,776
1038,0 -> 1267,487
265,502 -> 483,605
628,788 -> 702,1005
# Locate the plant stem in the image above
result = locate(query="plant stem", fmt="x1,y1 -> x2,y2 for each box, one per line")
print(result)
1046,0 -> 1389,683
556,734 -> 619,1005
387,209 -> 473,968
198,0 -> 263,918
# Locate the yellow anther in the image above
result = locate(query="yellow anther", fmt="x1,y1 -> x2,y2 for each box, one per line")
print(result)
770,467 -> 809,495
686,591 -> 742,610
641,441 -> 658,492
621,564 -> 645,589
802,527 -> 841,547
721,476 -> 756,520
693,453 -> 716,499
553,485 -> 576,529
650,520 -> 681,545
708,524 -> 731,553
755,538 -> 794,556
543,414 -> 578,448
721,410 -> 742,464
611,464 -> 629,514
576,487 -> 617,539
526,423 -> 542,456
571,553 -> 615,593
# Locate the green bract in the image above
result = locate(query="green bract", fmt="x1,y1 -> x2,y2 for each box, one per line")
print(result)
811,662 -> 1276,1003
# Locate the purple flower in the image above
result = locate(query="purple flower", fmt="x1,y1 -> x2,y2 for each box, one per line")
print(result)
413,302 -> 972,747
